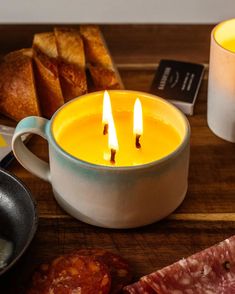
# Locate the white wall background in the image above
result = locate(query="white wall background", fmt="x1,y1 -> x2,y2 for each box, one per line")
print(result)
0,0 -> 235,24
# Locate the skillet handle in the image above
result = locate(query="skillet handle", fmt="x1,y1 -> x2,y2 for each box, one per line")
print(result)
12,116 -> 51,182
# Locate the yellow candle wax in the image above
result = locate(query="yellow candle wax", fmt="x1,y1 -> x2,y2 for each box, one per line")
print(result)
56,112 -> 181,167
214,18 -> 235,53
220,39 -> 235,52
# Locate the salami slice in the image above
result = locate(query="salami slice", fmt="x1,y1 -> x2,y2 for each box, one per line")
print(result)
27,254 -> 111,294
123,281 -> 155,294
124,235 -> 235,294
76,248 -> 132,293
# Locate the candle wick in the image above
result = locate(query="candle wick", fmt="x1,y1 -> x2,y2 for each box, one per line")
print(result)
135,134 -> 141,149
110,148 -> 116,164
103,123 -> 108,135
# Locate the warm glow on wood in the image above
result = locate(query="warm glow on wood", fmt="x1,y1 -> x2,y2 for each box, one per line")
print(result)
134,98 -> 143,135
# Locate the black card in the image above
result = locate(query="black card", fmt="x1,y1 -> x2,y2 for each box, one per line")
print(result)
150,60 -> 204,115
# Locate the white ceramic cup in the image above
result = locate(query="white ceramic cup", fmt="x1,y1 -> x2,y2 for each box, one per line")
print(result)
12,90 -> 190,229
208,18 -> 235,142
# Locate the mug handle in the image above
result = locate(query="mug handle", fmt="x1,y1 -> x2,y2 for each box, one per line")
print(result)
12,116 -> 51,182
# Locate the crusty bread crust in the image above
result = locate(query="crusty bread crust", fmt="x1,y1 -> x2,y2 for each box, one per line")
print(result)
54,27 -> 85,66
80,25 -> 113,68
54,27 -> 87,101
33,49 -> 64,118
0,49 -> 40,121
80,25 -> 124,90
58,61 -> 87,101
33,33 -> 64,118
33,32 -> 58,58
89,64 -> 122,90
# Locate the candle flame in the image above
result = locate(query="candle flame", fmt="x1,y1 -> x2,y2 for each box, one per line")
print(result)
134,98 -> 143,135
108,116 -> 119,151
102,90 -> 119,152
102,90 -> 112,125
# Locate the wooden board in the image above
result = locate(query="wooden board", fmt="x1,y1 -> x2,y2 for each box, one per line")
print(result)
2,24 -> 235,292
1,219 -> 234,293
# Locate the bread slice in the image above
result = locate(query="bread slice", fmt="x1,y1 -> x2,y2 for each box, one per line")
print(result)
33,32 -> 58,59
33,32 -> 64,118
54,27 -> 87,101
88,64 -> 123,90
80,25 -> 124,90
0,49 -> 40,121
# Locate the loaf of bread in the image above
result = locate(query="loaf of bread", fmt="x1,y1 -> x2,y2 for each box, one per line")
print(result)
80,25 -> 123,90
54,27 -> 87,101
0,49 -> 40,121
0,26 -> 124,122
33,32 -> 64,118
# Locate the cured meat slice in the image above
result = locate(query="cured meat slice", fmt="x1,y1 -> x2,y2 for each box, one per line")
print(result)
48,254 -> 111,294
124,235 -> 235,294
123,281 -> 156,294
76,248 -> 132,293
142,259 -> 198,293
27,254 -> 111,294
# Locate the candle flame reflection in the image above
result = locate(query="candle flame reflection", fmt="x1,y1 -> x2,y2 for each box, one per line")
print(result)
108,115 -> 119,151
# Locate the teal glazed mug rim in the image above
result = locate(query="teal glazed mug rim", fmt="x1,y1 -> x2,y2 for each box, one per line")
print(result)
47,90 -> 190,172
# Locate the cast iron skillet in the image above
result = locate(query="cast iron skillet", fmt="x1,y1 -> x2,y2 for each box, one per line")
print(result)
0,168 -> 38,275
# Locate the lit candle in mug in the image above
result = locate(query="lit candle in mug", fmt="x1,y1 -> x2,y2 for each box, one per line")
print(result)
12,90 -> 190,228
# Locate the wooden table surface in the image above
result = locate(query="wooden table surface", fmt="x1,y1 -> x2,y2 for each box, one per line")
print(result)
1,24 -> 235,293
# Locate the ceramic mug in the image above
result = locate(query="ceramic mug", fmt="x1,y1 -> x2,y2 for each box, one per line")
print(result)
12,90 -> 190,229
208,18 -> 235,142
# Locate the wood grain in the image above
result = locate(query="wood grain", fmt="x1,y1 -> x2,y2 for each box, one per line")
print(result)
0,24 -> 213,64
0,219 -> 234,293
